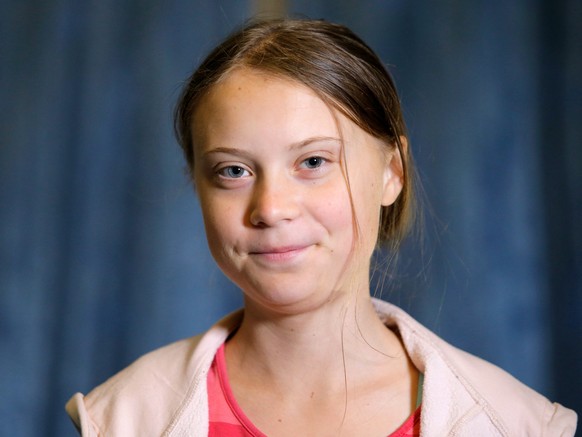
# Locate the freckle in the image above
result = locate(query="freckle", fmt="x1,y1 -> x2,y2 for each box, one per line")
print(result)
278,418 -> 282,422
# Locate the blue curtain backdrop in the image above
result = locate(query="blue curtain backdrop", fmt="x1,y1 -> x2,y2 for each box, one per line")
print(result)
0,1 -> 580,435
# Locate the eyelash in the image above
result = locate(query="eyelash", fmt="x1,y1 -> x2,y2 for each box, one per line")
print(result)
215,155 -> 329,181
300,156 -> 327,170
217,165 -> 250,179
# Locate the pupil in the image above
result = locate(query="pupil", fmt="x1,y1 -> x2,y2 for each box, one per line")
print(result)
308,157 -> 320,167
229,166 -> 243,177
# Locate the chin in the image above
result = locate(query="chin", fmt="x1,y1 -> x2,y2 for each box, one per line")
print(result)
239,279 -> 345,316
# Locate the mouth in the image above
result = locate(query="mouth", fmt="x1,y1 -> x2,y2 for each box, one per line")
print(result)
248,245 -> 310,263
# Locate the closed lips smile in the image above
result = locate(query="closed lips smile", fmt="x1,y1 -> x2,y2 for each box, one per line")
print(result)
249,246 -> 309,262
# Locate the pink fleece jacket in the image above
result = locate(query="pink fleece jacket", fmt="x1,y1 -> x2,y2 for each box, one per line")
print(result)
66,299 -> 577,436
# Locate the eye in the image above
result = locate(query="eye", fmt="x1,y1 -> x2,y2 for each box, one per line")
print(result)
218,165 -> 250,179
301,156 -> 326,169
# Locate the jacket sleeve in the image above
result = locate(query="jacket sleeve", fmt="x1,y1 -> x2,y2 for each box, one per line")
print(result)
544,401 -> 577,437
65,393 -> 100,437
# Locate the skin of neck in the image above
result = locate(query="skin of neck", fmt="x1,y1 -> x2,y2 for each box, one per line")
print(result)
225,268 -> 406,397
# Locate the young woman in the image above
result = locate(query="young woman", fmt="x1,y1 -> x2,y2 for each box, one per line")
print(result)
66,19 -> 577,436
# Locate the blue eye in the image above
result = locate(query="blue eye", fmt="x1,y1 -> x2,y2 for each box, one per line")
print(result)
219,166 -> 249,178
303,156 -> 325,169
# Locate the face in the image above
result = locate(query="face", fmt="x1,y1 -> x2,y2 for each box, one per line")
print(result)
192,69 -> 402,316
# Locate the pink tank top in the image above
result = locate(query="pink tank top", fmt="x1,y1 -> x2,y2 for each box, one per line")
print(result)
207,343 -> 421,436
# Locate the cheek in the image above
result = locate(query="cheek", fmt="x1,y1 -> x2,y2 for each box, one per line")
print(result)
350,178 -> 384,247
311,184 -> 355,239
199,194 -> 238,250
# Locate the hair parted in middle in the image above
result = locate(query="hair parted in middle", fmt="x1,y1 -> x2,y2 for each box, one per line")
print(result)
175,18 -> 416,249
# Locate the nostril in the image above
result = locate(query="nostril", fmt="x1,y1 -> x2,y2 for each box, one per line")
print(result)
249,208 -> 268,228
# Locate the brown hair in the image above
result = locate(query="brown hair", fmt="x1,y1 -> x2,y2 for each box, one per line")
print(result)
174,18 -> 416,248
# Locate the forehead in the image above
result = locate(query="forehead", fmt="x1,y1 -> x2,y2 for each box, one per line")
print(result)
191,68 -> 342,150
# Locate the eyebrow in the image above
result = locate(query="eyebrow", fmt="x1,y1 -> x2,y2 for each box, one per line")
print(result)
201,136 -> 341,159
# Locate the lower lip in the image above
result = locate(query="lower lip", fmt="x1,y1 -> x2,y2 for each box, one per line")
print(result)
250,247 -> 309,263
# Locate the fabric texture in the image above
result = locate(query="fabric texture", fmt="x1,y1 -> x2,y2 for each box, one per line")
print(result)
66,299 -> 577,436
207,343 -> 265,436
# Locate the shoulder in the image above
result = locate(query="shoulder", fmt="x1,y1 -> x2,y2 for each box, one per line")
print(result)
66,336 -> 206,436
372,299 -> 578,436
65,310 -> 244,436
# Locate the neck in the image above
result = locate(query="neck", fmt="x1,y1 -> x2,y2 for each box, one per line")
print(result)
226,291 -> 403,396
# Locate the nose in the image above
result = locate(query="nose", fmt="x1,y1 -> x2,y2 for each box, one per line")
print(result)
249,176 -> 300,227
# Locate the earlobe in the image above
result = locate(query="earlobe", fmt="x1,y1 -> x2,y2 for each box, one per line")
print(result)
381,137 -> 406,206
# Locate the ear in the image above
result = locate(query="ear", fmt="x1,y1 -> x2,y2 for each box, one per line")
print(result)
381,136 -> 406,206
